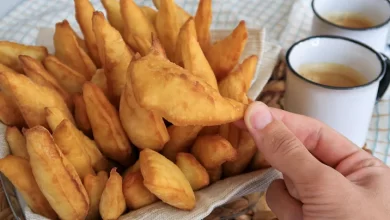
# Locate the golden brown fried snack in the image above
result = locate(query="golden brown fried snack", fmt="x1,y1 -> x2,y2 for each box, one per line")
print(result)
176,153 -> 209,190
194,0 -> 212,52
19,55 -> 73,110
162,125 -> 201,162
73,94 -> 92,135
205,21 -> 248,81
54,20 -> 96,80
218,66 -> 248,104
101,0 -> 124,34
0,41 -> 47,73
84,171 -> 108,220
25,126 -> 89,220
191,135 -> 237,169
198,126 -> 220,136
155,0 -> 181,60
141,6 -> 158,25
43,55 -> 87,94
83,82 -> 133,166
99,168 -> 126,219
140,148 -> 195,210
250,150 -> 271,170
223,130 -> 257,177
91,68 -> 109,97
120,0 -> 157,52
74,0 -> 101,67
241,55 -> 258,90
53,119 -> 95,179
0,71 -> 74,128
207,166 -> 222,184
5,126 -> 29,160
0,63 -> 20,74
0,91 -> 25,127
180,19 -> 217,90
174,18 -> 197,66
93,11 -> 133,105
153,0 -> 191,27
123,160 -> 140,177
123,171 -> 159,209
0,155 -> 57,219
45,107 -> 75,132
120,63 -> 169,151
129,51 -> 246,126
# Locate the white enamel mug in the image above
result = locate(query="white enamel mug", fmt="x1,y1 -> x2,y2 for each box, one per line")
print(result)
311,0 -> 390,53
284,36 -> 390,148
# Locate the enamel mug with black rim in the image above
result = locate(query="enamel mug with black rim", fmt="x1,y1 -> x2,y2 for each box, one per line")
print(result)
284,36 -> 390,148
311,0 -> 390,53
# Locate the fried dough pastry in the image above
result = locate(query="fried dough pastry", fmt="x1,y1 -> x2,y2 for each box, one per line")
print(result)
194,0 -> 212,52
123,160 -> 140,177
0,41 -> 47,73
0,155 -> 57,219
84,171 -> 108,220
152,0 -> 191,27
241,55 -> 259,90
92,11 -> 132,105
101,0 -> 124,34
0,91 -> 25,127
19,55 -> 73,110
73,94 -> 92,135
140,148 -> 195,210
162,125 -> 201,162
53,119 -> 95,179
120,0 -> 157,52
206,166 -> 222,184
222,130 -> 257,177
180,19 -> 217,89
129,51 -> 246,126
83,82 -> 132,166
176,153 -> 209,190
43,55 -> 87,95
123,171 -> 159,209
191,135 -> 237,169
54,20 -> 96,80
141,6 -> 158,25
174,18 -> 197,66
120,61 -> 169,151
74,0 -> 101,67
45,107 -> 75,132
0,71 -> 74,128
25,126 -> 89,220
99,168 -> 126,219
5,126 -> 28,160
155,0 -> 181,60
205,21 -> 248,81
0,62 -> 20,74
250,150 -> 271,171
91,68 -> 109,97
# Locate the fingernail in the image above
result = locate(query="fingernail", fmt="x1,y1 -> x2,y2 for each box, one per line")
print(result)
245,102 -> 273,130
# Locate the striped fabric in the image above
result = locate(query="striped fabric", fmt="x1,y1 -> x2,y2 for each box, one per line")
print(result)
0,0 -> 389,165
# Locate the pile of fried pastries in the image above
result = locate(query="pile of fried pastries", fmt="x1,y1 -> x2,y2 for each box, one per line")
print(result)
0,0 -> 271,219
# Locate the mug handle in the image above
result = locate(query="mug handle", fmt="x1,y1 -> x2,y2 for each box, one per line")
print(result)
377,53 -> 390,100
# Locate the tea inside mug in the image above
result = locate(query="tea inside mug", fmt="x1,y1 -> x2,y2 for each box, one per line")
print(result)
298,63 -> 368,87
324,12 -> 375,29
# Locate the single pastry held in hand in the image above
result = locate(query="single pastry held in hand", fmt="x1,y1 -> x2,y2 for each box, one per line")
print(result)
129,50 -> 247,126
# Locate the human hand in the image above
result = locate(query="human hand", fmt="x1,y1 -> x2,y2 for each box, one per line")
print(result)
240,102 -> 390,220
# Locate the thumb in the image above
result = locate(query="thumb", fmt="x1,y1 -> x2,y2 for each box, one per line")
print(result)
244,102 -> 332,184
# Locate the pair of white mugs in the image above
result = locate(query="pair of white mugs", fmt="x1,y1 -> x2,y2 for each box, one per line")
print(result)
284,0 -> 390,148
